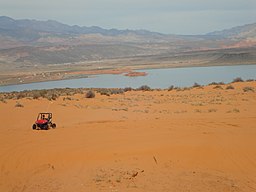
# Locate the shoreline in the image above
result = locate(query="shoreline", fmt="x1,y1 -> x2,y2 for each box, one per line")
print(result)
0,79 -> 255,96
0,63 -> 256,87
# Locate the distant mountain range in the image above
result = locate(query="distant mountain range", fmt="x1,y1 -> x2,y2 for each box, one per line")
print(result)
1,16 -> 255,42
0,16 -> 255,66
0,16 -> 162,42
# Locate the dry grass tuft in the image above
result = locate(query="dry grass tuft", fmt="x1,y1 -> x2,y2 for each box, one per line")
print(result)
208,109 -> 217,113
213,85 -> 223,89
15,102 -> 24,108
226,85 -> 235,90
243,87 -> 254,92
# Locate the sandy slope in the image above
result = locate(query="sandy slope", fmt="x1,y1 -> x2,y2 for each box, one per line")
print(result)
0,82 -> 256,192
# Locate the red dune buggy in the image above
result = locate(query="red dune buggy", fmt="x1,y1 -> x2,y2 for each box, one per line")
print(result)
32,113 -> 56,130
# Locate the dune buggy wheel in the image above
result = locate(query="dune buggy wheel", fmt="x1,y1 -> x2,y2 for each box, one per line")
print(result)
32,124 -> 37,130
43,124 -> 49,130
51,123 -> 56,128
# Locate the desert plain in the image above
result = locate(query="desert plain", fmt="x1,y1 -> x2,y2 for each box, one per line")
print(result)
0,81 -> 256,192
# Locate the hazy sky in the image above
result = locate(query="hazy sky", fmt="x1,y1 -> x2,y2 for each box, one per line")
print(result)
0,0 -> 255,34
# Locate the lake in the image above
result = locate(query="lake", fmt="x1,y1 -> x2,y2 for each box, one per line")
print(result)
0,65 -> 256,92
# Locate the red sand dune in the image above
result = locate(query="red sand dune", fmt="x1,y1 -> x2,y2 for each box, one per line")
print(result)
0,82 -> 256,192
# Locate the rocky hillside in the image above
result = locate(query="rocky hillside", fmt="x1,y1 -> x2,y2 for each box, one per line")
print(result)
0,16 -> 255,66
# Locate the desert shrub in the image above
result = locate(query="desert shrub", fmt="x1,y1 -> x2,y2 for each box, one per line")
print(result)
73,88 -> 84,95
15,102 -> 24,108
97,88 -> 124,96
175,87 -> 182,91
192,82 -> 201,88
48,93 -> 58,100
168,85 -> 174,91
232,77 -> 244,83
208,82 -> 225,86
137,85 -> 151,91
183,87 -> 190,91
124,87 -> 133,92
16,92 -> 27,99
32,91 -> 41,99
85,90 -> 95,98
226,85 -> 235,90
97,89 -> 110,96
39,90 -> 48,98
243,87 -> 254,92
246,79 -> 255,82
4,93 -> 14,100
176,87 -> 190,91
213,85 -> 223,89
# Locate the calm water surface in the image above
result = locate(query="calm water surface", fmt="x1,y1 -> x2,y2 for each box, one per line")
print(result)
1,65 -> 256,92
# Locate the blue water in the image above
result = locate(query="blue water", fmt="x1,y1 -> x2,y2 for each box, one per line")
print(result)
0,65 -> 256,92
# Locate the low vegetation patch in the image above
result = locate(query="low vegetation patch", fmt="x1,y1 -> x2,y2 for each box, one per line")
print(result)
96,88 -> 124,96
16,92 -> 27,99
110,89 -> 124,95
0,88 -> 85,101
